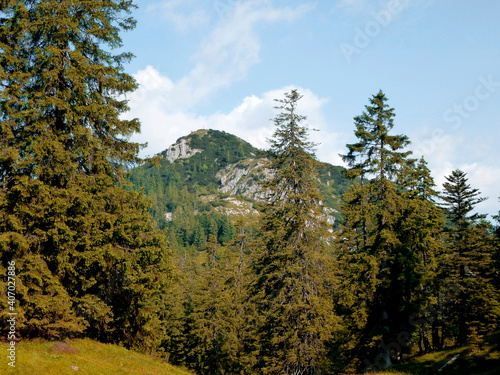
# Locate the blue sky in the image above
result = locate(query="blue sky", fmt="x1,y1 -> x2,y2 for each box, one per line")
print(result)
120,0 -> 500,217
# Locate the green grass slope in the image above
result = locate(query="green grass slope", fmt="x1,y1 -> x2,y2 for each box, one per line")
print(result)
1,339 -> 193,375
3,335 -> 498,374
371,333 -> 500,375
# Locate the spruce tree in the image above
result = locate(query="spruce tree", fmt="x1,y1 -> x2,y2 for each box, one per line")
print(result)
395,157 -> 444,353
337,91 -> 443,370
493,199 -> 500,290
252,90 -> 336,374
0,0 -> 174,348
342,90 -> 412,182
440,170 -> 499,344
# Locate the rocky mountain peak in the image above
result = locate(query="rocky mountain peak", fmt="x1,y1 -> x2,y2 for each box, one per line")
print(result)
129,129 -> 350,225
161,130 -> 208,163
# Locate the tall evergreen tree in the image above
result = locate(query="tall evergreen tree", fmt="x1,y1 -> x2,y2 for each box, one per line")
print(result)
0,0 -> 174,348
395,157 -> 444,353
251,90 -> 336,374
342,90 -> 412,182
336,91 -> 442,371
440,170 -> 499,344
493,199 -> 500,289
441,170 -> 487,227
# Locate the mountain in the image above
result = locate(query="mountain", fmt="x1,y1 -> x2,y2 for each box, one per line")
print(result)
127,129 -> 352,234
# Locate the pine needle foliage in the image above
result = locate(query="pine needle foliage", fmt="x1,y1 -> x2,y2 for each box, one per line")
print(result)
439,170 -> 499,344
252,90 -> 336,374
0,0 -> 174,349
336,91 -> 444,371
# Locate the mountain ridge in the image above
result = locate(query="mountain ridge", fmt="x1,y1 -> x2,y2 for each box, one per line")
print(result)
128,129 -> 352,227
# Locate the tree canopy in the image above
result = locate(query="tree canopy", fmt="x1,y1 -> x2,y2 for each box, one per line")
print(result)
251,89 -> 336,374
0,0 -> 174,349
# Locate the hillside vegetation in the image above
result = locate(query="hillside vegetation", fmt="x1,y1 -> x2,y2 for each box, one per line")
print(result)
127,129 -> 351,226
1,0 -> 498,370
3,334 -> 499,375
1,339 -> 193,375
391,333 -> 500,375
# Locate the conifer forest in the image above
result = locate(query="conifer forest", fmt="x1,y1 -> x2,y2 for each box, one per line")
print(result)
0,1 -> 499,374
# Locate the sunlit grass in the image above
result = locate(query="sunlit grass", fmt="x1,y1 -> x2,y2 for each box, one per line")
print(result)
3,334 -> 499,374
389,333 -> 500,375
1,338 -> 193,375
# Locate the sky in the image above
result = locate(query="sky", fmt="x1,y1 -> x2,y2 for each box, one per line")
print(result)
119,0 -> 500,218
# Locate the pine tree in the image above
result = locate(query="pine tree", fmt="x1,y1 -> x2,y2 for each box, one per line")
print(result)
0,0 -> 174,348
493,199 -> 500,289
251,90 -> 336,374
336,91 -> 443,370
440,170 -> 499,344
342,90 -> 412,182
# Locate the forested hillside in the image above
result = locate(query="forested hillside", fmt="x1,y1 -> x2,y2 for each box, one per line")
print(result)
124,91 -> 500,374
1,1 -> 499,375
127,128 -> 351,252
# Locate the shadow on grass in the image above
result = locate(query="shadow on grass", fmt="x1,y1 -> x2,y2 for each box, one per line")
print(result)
393,334 -> 500,375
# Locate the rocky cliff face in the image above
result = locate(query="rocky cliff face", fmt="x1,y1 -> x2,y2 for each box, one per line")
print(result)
129,129 -> 346,225
216,158 -> 273,201
162,137 -> 203,163
215,159 -> 337,226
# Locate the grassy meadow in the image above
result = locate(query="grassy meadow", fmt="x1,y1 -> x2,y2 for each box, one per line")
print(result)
2,333 -> 500,374
1,339 -> 193,375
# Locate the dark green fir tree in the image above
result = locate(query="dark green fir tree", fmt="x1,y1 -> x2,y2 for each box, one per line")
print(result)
251,90 -> 336,374
336,91 -> 443,371
493,199 -> 500,290
440,170 -> 499,344
0,0 -> 174,349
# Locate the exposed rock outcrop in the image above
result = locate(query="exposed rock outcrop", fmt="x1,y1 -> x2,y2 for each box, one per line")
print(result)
163,138 -> 202,163
214,197 -> 260,217
216,159 -> 272,201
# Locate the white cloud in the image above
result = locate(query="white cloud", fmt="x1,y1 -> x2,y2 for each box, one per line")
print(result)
409,126 -> 500,217
205,86 -> 332,152
133,1 -> 315,112
146,0 -> 209,32
124,68 -> 335,160
411,127 -> 462,167
127,65 -> 173,111
171,0 -> 315,108
124,0 -> 317,133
